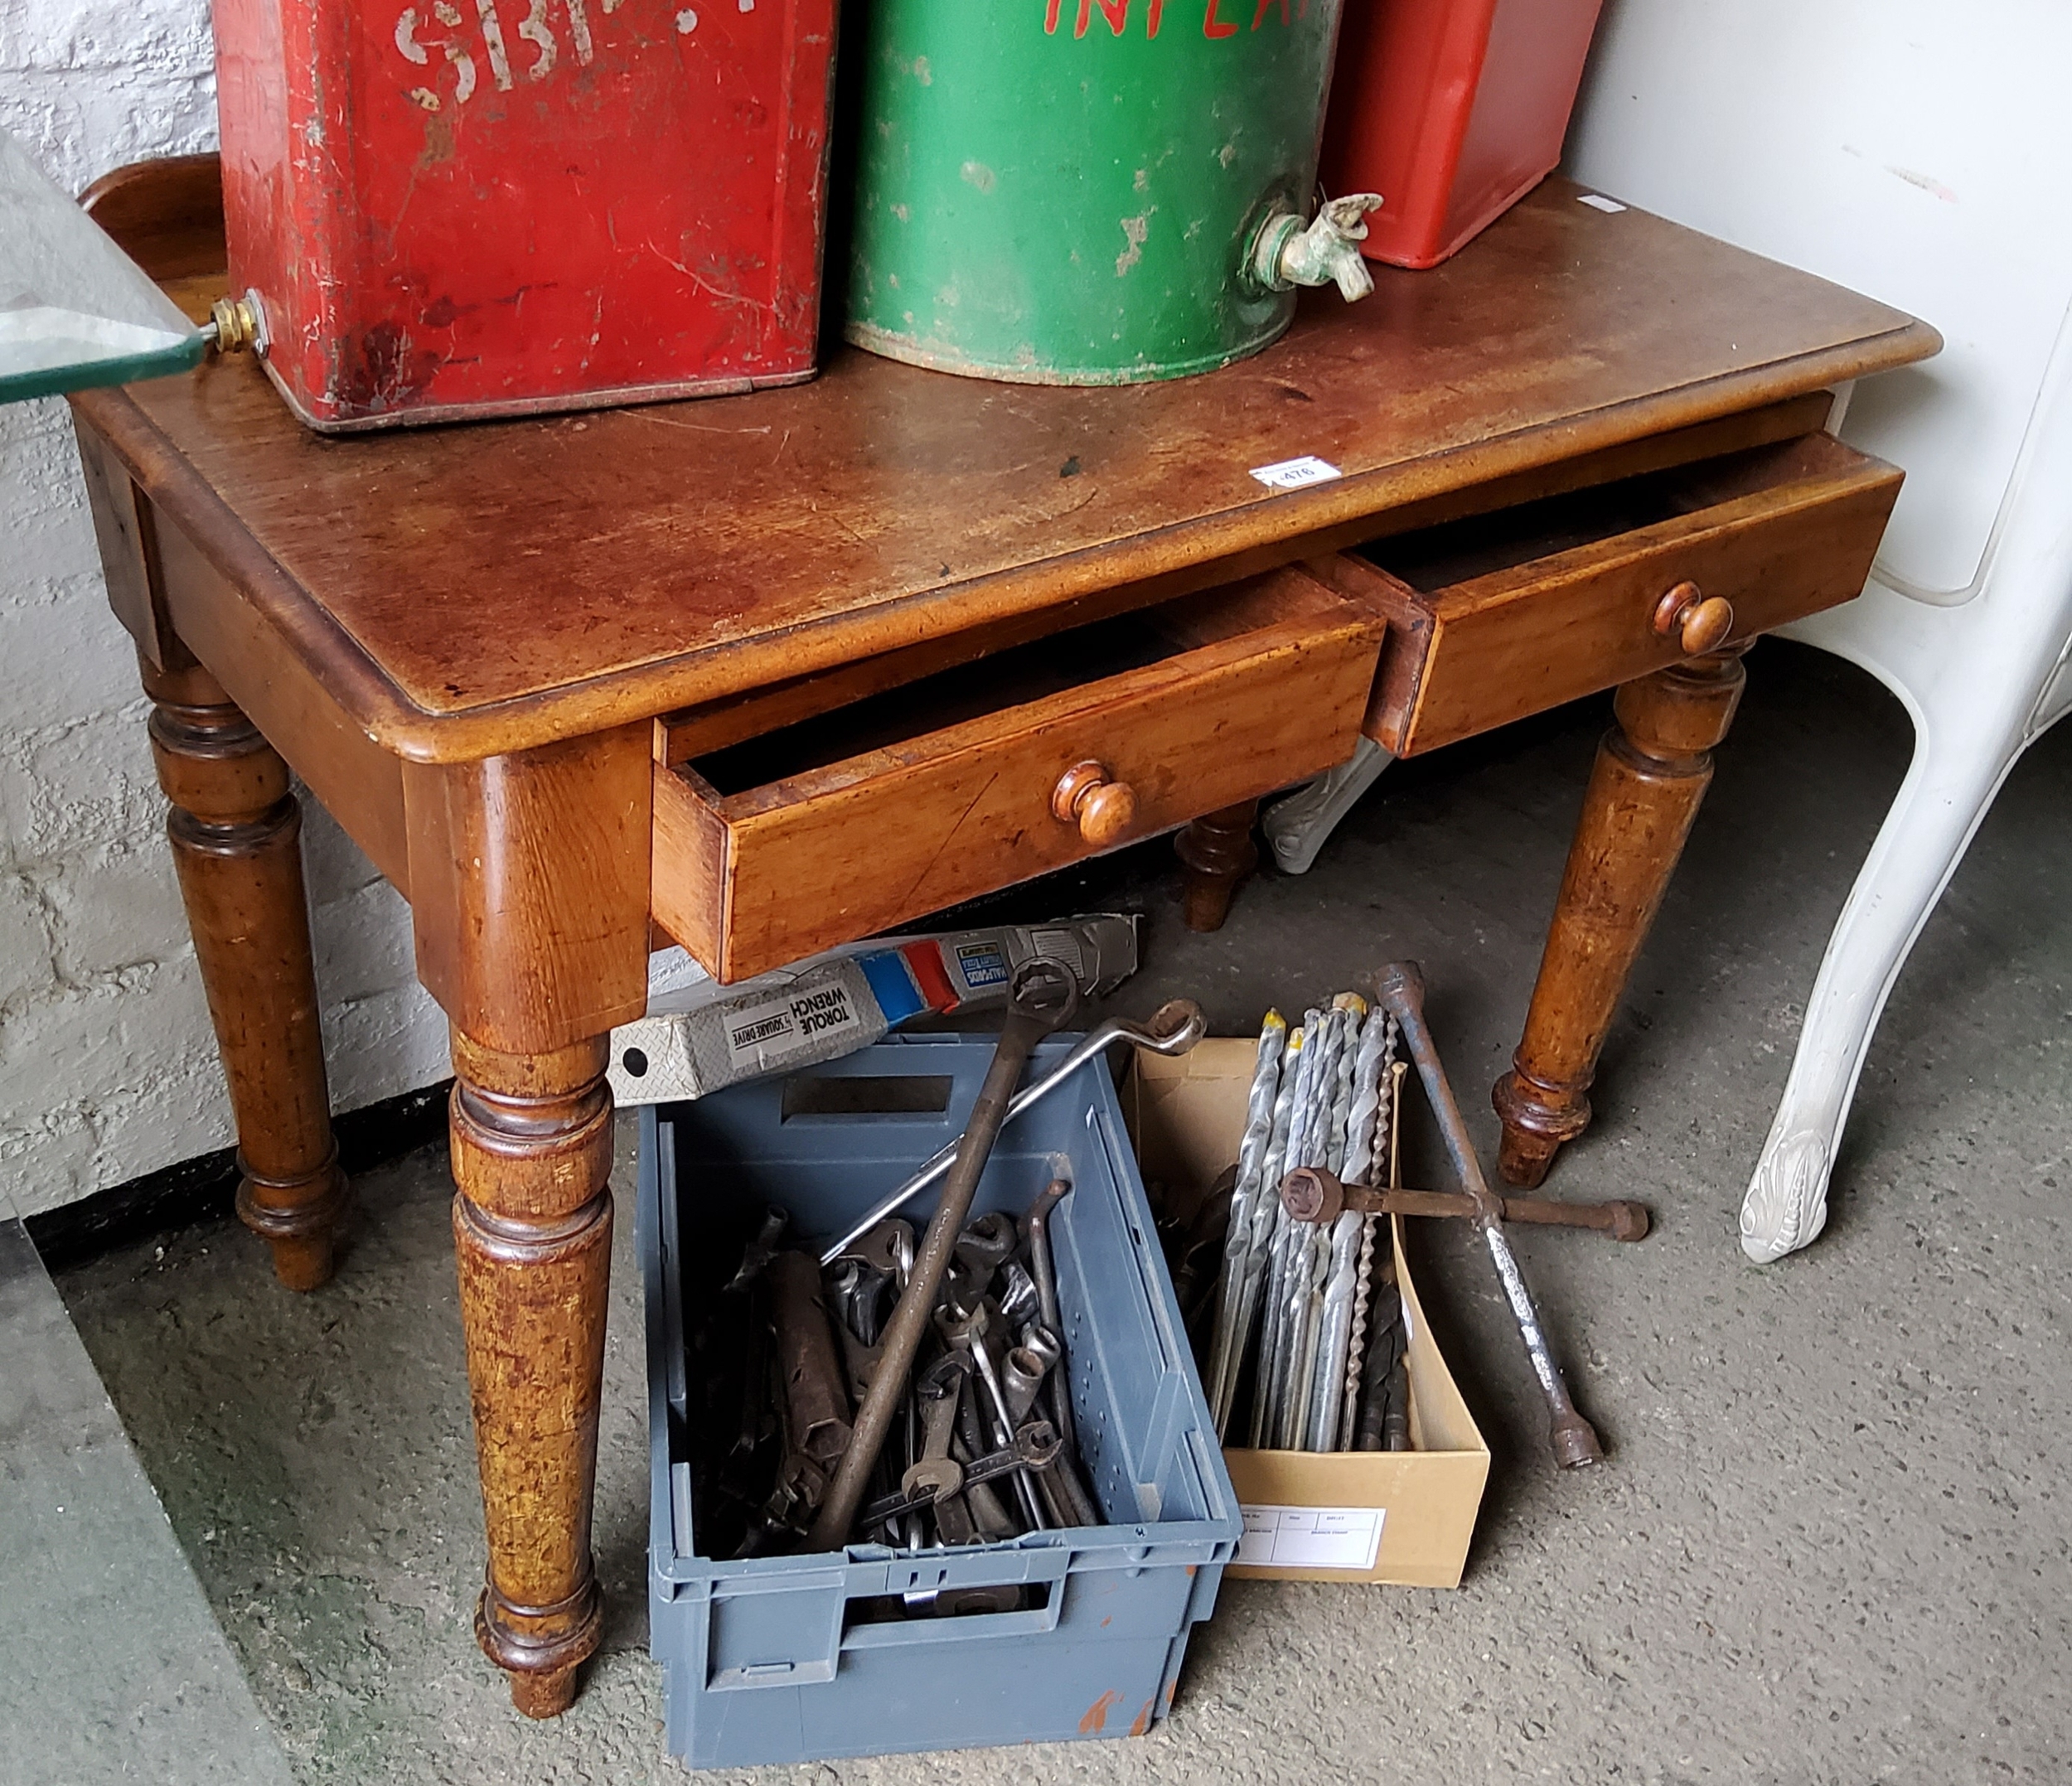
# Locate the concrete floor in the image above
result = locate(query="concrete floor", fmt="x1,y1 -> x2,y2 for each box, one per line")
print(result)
57,640 -> 2072,1783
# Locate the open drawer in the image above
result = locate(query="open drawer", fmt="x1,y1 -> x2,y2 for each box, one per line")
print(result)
1319,431 -> 1903,757
651,567 -> 1385,980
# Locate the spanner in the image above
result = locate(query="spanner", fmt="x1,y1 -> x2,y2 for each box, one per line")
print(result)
867,1418 -> 1062,1532
897,1353 -> 976,1544
818,999 -> 1206,1266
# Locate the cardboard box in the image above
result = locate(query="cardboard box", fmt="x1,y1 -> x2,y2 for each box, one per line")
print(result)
1129,1040 -> 1490,1587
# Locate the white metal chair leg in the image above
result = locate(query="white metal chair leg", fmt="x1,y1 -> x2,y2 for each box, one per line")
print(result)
1261,737 -> 1394,874
1740,715 -> 2024,1260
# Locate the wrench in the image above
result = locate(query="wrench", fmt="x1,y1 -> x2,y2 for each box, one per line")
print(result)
898,1353 -> 976,1544
1019,1180 -> 1104,1527
1376,961 -> 1604,1470
996,1262 -> 1041,1329
941,1302 -> 1048,1530
806,961 -> 1079,1550
818,999 -> 1207,1266
951,1381 -> 1021,1539
956,1212 -> 1018,1276
868,1418 -> 1062,1531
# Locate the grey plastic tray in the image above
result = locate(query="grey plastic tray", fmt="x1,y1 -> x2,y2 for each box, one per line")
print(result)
638,1032 -> 1238,1769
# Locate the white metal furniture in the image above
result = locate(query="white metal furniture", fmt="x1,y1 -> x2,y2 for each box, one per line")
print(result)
1566,0 -> 2072,1259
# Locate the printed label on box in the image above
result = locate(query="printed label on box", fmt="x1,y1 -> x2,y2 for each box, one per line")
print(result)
1237,1503 -> 1384,1571
722,983 -> 864,1067
1250,455 -> 1343,491
953,940 -> 1009,991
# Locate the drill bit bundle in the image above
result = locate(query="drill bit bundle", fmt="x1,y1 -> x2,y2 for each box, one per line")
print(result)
687,1181 -> 1101,1566
1203,997 -> 1411,1452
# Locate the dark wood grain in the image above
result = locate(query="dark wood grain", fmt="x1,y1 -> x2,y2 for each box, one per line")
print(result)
1493,646 -> 1752,1187
79,152 -> 225,323
72,178 -> 1936,763
402,727 -> 652,1054
143,656 -> 349,1290
652,569 -> 1380,980
1175,800 -> 1263,933
1342,432 -> 1901,757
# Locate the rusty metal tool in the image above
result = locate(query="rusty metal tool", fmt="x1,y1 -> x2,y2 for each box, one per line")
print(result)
767,1250 -> 854,1480
943,1302 -> 1048,1530
806,959 -> 1077,1550
818,998 -> 1205,1266
1020,1179 -> 1103,1527
894,1353 -> 976,1544
1376,961 -> 1605,1471
1278,1167 -> 1651,1242
864,1419 -> 1063,1534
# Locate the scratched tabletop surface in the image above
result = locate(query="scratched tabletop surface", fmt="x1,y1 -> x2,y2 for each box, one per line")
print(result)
94,180 -> 1934,753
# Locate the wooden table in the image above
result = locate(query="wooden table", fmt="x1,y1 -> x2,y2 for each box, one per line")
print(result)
68,160 -> 1934,1716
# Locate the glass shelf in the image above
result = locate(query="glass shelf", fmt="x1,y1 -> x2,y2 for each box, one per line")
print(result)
0,128 -> 205,404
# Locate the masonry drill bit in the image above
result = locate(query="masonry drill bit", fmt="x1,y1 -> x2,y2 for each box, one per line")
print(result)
1221,1023 -> 1300,1435
1337,1021 -> 1397,1450
1251,1011 -> 1321,1447
1306,996 -> 1372,1449
1281,1231 -> 1331,1450
1307,1207 -> 1363,1450
1279,1001 -> 1349,1447
1324,993 -> 1365,1177
1208,1011 -> 1286,1428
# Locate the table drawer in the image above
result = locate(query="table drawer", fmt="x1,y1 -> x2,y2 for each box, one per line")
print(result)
652,567 -> 1386,980
1324,432 -> 1903,757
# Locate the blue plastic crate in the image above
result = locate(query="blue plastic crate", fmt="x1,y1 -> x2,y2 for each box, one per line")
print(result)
638,1032 -> 1239,1769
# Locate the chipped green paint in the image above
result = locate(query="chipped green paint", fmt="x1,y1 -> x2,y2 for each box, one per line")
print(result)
845,0 -> 1345,385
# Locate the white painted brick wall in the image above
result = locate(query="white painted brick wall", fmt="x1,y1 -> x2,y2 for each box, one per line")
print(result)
1,8 -> 449,1218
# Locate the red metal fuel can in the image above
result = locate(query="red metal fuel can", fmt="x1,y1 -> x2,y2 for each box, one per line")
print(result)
213,0 -> 838,431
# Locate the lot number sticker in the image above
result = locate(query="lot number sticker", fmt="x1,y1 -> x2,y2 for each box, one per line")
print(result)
1250,455 -> 1343,491
1237,1504 -> 1384,1571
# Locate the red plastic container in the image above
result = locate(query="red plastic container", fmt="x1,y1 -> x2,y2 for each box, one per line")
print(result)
1320,0 -> 1604,270
212,0 -> 839,431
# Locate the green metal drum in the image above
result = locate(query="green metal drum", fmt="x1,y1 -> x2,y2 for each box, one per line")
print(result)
845,0 -> 1356,385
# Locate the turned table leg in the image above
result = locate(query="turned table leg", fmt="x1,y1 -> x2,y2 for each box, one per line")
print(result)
403,726 -> 651,1715
449,1032 -> 612,1718
143,656 -> 348,1290
1493,646 -> 1750,1188
1175,798 -> 1261,932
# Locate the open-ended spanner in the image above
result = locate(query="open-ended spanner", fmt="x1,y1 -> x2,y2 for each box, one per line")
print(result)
897,1353 -> 976,1544
940,1301 -> 1048,1530
866,1417 -> 1061,1532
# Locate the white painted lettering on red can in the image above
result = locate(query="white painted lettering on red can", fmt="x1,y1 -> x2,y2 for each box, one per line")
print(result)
395,8 -> 430,61
517,0 -> 558,78
395,0 -> 733,102
474,0 -> 515,90
564,0 -> 596,63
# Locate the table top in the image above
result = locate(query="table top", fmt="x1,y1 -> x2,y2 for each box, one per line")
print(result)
79,179 -> 1937,764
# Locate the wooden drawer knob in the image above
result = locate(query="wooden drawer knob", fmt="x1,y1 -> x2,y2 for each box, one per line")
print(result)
1652,580 -> 1736,655
1052,761 -> 1138,846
